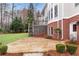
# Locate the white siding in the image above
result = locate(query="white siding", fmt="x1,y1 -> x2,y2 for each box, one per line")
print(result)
48,3 -> 63,24
73,4 -> 79,16
58,3 -> 63,19
63,3 -> 74,18
48,3 -> 79,24
63,3 -> 79,18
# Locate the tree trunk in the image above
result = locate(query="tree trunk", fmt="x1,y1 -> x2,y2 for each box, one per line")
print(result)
12,3 -> 14,20
28,23 -> 33,36
1,4 -> 3,29
28,23 -> 30,33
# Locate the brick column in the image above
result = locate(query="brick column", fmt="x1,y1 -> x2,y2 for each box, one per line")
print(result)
77,22 -> 79,41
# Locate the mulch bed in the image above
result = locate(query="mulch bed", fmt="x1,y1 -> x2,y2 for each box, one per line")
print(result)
0,53 -> 23,56
43,40 -> 79,56
43,50 -> 71,56
43,50 -> 79,56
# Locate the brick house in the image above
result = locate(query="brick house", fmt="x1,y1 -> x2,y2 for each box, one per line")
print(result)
33,3 -> 79,41
44,3 -> 79,41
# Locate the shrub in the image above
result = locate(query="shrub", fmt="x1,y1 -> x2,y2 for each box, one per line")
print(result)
0,29 -> 2,32
46,36 -> 52,39
10,17 -> 24,33
54,28 -> 62,40
28,33 -> 33,37
0,45 -> 8,54
0,42 -> 2,45
0,28 -> 3,32
56,44 -> 65,53
54,28 -> 61,34
66,44 -> 77,55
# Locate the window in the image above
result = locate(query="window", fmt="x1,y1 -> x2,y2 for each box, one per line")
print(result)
51,8 -> 53,19
75,3 -> 79,7
54,5 -> 58,17
51,27 -> 53,34
48,11 -> 50,20
73,24 -> 77,32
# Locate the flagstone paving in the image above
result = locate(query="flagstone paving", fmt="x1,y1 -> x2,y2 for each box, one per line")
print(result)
7,37 -> 65,54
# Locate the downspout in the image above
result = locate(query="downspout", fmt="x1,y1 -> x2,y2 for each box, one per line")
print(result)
57,4 -> 60,28
61,3 -> 64,40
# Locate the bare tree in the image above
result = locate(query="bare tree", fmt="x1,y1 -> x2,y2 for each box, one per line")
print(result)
0,3 -> 9,30
27,3 -> 35,36
3,3 -> 8,30
0,3 -> 3,29
12,3 -> 15,20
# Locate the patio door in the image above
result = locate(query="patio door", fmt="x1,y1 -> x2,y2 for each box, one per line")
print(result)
70,22 -> 77,40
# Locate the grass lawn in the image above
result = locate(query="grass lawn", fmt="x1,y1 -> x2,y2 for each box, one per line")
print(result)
0,33 -> 29,44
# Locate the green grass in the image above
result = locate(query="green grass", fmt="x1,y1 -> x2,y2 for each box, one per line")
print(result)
0,33 -> 29,44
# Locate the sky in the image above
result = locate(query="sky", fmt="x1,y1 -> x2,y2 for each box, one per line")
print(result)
14,3 -> 45,12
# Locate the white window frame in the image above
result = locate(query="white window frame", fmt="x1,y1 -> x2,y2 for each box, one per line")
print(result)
51,7 -> 53,19
54,5 -> 58,18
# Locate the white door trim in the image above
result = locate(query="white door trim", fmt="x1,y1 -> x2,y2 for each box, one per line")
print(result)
70,21 -> 77,40
47,26 -> 52,36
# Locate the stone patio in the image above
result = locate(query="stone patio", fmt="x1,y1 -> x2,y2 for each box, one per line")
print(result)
7,37 -> 65,55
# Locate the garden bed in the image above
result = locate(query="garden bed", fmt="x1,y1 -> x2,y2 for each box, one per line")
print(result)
43,50 -> 77,56
0,53 -> 23,56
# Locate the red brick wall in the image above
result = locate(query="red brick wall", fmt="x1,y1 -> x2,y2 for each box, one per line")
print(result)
62,15 -> 79,40
68,15 -> 79,23
66,15 -> 79,40
48,20 -> 62,39
48,15 -> 79,40
34,15 -> 79,40
48,21 -> 57,39
59,20 -> 62,28
63,19 -> 69,40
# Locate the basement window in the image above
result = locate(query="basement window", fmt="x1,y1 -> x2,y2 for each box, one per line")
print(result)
51,27 -> 53,34
73,24 -> 77,32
